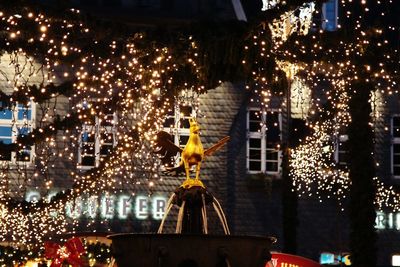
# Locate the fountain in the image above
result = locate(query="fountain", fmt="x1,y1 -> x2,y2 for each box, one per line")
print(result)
109,118 -> 275,267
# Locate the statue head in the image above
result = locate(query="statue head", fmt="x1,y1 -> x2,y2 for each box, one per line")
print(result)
189,117 -> 200,134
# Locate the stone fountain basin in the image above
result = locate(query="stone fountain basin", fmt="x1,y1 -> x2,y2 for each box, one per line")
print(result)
109,233 -> 275,267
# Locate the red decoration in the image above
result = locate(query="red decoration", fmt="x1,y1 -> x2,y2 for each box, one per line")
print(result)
267,252 -> 321,267
45,237 -> 85,267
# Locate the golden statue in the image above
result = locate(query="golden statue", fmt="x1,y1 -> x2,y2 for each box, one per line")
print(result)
156,118 -> 229,188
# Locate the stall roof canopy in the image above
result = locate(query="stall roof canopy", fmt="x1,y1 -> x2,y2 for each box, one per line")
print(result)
39,0 -> 256,25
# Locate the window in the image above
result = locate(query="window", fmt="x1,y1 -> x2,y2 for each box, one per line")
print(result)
322,0 -> 338,31
162,90 -> 197,165
247,108 -> 282,174
334,134 -> 348,169
0,102 -> 35,163
392,116 -> 400,177
78,113 -> 117,169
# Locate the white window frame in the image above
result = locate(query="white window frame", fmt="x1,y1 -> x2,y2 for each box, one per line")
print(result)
322,0 -> 338,31
334,134 -> 348,168
163,90 -> 197,165
391,115 -> 400,178
0,102 -> 35,164
246,108 -> 282,175
78,112 -> 118,169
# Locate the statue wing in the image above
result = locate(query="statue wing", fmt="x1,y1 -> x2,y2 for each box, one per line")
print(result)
204,136 -> 230,157
155,131 -> 183,165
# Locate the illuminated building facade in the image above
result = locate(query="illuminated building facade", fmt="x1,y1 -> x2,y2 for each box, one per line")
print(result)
2,1 -> 400,266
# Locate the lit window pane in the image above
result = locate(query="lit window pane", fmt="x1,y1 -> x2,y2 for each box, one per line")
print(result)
0,109 -> 12,120
17,109 -> 31,120
0,126 -> 12,137
0,138 -> 12,144
17,127 -> 30,137
0,134 -> 12,161
0,102 -> 34,162
323,0 -> 337,31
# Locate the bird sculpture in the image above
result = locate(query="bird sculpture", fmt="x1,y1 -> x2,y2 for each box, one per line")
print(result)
156,118 -> 229,188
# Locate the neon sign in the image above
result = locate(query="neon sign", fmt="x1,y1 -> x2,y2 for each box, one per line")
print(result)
26,191 -> 167,220
375,211 -> 400,230
268,253 -> 321,267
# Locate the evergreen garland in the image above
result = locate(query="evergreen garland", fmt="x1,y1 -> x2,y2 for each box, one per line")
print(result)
0,242 -> 112,266
0,111 -> 81,155
0,81 -> 74,107
85,242 -> 112,265
0,245 -> 39,266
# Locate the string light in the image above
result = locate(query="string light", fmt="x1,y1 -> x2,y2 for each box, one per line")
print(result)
0,0 -> 398,253
272,0 -> 400,211
0,6 -> 201,248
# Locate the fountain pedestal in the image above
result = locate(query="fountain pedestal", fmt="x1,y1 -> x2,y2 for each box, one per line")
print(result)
173,186 -> 213,234
110,233 -> 274,267
109,186 -> 275,267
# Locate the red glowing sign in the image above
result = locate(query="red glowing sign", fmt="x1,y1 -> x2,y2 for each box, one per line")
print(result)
267,252 -> 322,267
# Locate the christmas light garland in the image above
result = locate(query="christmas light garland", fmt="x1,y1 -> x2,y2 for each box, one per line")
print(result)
0,0 -> 399,251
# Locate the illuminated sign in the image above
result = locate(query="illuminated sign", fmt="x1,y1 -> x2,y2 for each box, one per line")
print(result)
268,252 -> 321,267
392,255 -> 400,267
320,252 -> 351,266
320,253 -> 334,264
375,211 -> 400,230
25,191 -> 167,220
